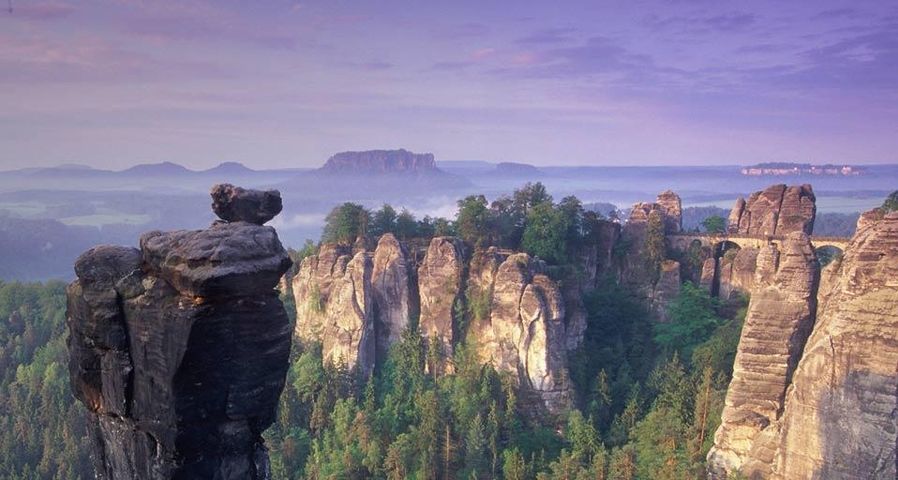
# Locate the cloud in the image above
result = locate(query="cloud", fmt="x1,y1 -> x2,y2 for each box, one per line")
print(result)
8,1 -> 74,20
515,27 -> 576,45
703,13 -> 755,31
0,33 -> 228,84
122,14 -> 298,50
643,11 -> 757,34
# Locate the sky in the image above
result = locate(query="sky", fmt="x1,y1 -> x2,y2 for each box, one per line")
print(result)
1,0 -> 897,169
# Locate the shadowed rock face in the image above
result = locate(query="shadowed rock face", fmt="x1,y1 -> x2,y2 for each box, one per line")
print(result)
728,184 -> 816,236
67,186 -> 293,479
652,259 -> 681,323
707,233 -> 819,478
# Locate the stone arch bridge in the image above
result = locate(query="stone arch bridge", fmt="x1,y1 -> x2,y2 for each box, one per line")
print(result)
668,233 -> 850,252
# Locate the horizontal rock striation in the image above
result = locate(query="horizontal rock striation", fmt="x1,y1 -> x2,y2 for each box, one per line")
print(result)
770,211 -> 898,479
710,210 -> 898,479
67,185 -> 293,479
707,233 -> 819,478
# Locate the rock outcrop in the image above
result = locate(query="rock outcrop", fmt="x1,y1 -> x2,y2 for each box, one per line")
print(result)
210,184 -> 282,225
728,184 -> 816,236
321,252 -> 375,379
651,259 -> 681,323
473,253 -> 572,413
656,190 -> 682,234
292,243 -> 351,342
67,185 -> 293,479
769,212 -> 898,479
292,244 -> 376,377
417,237 -> 466,370
716,247 -> 759,299
708,233 -> 819,478
371,234 -> 415,359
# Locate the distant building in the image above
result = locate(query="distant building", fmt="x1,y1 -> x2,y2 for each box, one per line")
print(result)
740,163 -> 861,176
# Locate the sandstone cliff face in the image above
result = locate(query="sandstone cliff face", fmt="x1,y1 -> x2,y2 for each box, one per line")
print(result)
371,234 -> 415,359
770,212 -> 898,479
321,252 -> 375,379
418,237 -> 466,367
728,184 -> 816,236
717,247 -> 759,299
67,186 -> 292,479
656,190 -> 682,234
708,233 -> 819,478
292,243 -> 351,342
473,253 -> 571,412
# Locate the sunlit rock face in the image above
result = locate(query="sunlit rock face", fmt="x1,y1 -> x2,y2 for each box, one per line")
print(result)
656,190 -> 683,234
417,236 -> 466,372
292,243 -> 376,377
371,233 -> 415,360
67,185 -> 292,480
292,243 -> 352,343
321,252 -> 375,379
471,253 -> 572,413
710,213 -> 898,479
728,184 -> 816,236
708,233 -> 819,478
770,212 -> 898,479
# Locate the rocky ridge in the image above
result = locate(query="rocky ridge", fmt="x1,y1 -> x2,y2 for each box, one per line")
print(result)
708,209 -> 898,478
67,185 -> 292,479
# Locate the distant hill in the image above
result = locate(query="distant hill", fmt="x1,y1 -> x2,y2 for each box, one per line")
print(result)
121,161 -> 192,176
495,162 -> 542,176
201,162 -> 256,175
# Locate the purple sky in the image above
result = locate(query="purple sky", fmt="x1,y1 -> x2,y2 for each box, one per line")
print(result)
1,0 -> 897,169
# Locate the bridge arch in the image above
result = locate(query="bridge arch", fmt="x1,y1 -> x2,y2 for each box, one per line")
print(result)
815,244 -> 844,268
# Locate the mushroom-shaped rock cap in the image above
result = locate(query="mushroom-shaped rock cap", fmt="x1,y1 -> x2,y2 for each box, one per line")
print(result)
211,183 -> 282,225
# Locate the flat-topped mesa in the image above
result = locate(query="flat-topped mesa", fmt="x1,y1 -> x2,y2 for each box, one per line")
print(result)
319,149 -> 439,175
728,184 -> 816,236
211,183 -> 283,225
66,186 -> 292,480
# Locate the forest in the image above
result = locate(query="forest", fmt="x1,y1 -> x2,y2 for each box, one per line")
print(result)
0,183 -> 750,479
